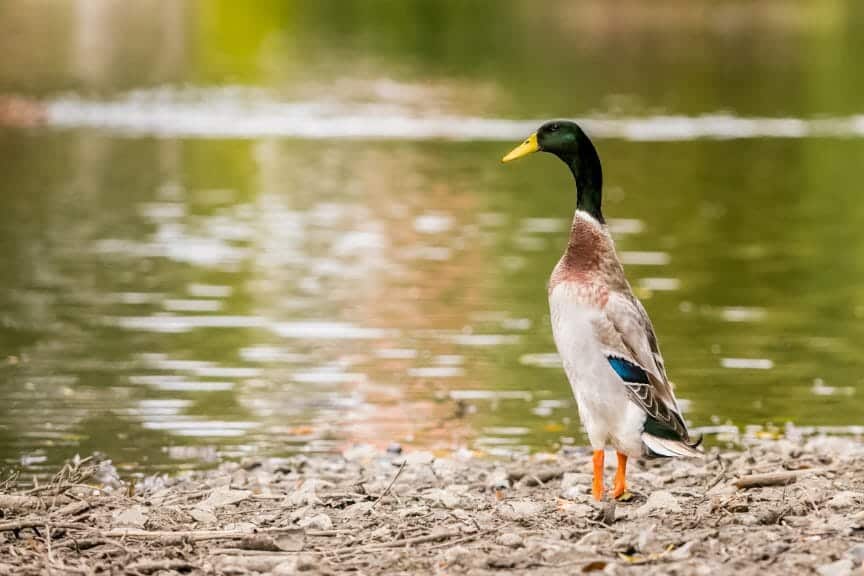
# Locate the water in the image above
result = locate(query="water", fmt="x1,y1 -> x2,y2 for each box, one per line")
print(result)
2,0 -> 864,478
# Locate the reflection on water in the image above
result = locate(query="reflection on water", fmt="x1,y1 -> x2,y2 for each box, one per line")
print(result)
2,0 -> 864,477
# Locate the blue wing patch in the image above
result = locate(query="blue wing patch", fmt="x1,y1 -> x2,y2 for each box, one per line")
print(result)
607,356 -> 650,384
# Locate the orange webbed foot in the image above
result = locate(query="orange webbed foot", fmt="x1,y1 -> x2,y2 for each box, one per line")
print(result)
613,451 -> 628,499
592,450 -> 605,501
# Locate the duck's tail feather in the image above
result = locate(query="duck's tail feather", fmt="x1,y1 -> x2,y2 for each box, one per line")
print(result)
642,432 -> 703,458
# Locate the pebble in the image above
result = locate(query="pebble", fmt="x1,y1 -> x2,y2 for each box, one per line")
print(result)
397,505 -> 428,518
298,513 -> 333,531
424,487 -> 462,509
635,490 -> 681,517
498,499 -> 543,521
272,559 -> 298,575
442,545 -> 472,567
404,451 -> 435,466
496,532 -> 524,548
847,544 -> 864,563
817,559 -> 853,576
828,491 -> 862,510
559,486 -> 585,501
558,502 -> 594,517
287,480 -> 322,507
111,505 -> 148,528
386,442 -> 402,455
342,444 -> 378,461
560,472 -> 592,491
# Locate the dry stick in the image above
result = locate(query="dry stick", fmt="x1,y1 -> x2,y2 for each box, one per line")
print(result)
54,501 -> 91,517
703,468 -> 727,494
0,520 -> 90,532
370,460 -> 406,510
211,549 -> 299,556
426,529 -> 494,551
45,524 -> 53,573
0,495 -> 69,510
330,528 -> 461,555
734,469 -> 821,489
102,527 -> 330,541
127,559 -> 196,574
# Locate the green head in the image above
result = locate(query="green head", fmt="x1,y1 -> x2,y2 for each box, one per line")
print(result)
501,120 -> 604,223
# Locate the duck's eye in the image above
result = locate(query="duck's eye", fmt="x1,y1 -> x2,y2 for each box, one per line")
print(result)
549,123 -> 560,132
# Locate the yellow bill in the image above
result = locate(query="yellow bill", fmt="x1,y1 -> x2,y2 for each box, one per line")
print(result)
501,132 -> 539,163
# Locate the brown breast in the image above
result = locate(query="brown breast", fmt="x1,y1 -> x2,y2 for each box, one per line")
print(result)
548,213 -> 625,304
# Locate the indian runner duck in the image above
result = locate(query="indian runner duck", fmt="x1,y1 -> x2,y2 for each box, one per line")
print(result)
502,121 -> 701,501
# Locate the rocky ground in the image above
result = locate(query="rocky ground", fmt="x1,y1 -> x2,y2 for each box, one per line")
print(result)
2,436 -> 864,575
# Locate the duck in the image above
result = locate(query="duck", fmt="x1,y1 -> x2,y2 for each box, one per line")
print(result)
502,121 -> 701,501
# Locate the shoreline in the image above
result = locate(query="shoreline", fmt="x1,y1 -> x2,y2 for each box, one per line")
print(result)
2,436 -> 864,575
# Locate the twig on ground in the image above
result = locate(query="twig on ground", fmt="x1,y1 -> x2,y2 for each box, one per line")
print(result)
370,460 -> 406,510
0,520 -> 90,533
45,524 -> 53,571
127,559 -> 196,574
734,470 -> 822,489
426,529 -> 494,550
331,528 -> 462,554
102,527 -> 329,542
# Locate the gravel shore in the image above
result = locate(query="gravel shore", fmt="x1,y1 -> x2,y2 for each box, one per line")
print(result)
2,435 -> 864,575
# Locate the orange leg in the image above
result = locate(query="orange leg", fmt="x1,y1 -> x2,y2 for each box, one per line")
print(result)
592,450 -> 605,501
613,451 -> 628,499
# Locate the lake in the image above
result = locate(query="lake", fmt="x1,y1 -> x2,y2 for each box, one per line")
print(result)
1,0 -> 863,478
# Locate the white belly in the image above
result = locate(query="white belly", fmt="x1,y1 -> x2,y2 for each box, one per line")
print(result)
549,282 -> 645,456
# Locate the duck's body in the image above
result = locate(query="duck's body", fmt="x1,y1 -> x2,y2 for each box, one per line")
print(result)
502,121 -> 700,500
549,213 -> 647,459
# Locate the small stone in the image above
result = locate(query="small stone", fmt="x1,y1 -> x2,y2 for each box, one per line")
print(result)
296,554 -> 318,571
341,444 -> 378,461
442,545 -> 472,567
425,488 -> 461,509
188,508 -> 217,524
637,524 -> 656,552
817,559 -> 853,576
405,451 -> 435,466
386,442 -> 402,455
272,559 -> 299,575
847,544 -> 864,563
498,499 -> 543,521
560,486 -> 586,501
558,501 -> 593,517
287,480 -> 322,507
341,501 -> 374,518
828,491 -> 862,510
112,505 -> 148,528
432,458 -> 460,480
706,483 -> 736,497
635,490 -> 681,517
560,472 -> 592,491
496,532 -> 523,548
197,486 -> 251,510
668,540 -> 696,560
298,513 -> 332,531
397,505 -> 428,518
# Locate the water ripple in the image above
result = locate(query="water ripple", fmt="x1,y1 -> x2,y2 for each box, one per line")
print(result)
44,89 -> 864,141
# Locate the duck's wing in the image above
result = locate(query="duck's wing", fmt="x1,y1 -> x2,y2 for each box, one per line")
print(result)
592,290 -> 701,456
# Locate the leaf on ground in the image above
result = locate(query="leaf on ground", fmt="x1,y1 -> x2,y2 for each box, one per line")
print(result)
111,505 -> 148,528
238,531 -> 306,552
197,486 -> 252,511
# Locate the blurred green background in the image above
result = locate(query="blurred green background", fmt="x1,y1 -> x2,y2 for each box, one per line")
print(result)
1,0 -> 864,477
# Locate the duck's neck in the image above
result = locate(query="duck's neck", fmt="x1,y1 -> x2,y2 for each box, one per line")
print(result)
559,139 -> 604,224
